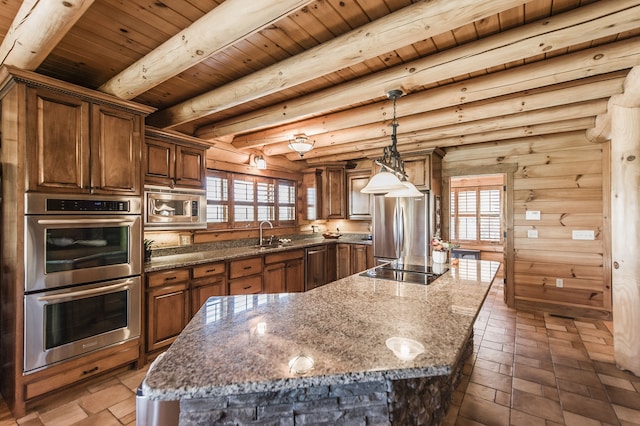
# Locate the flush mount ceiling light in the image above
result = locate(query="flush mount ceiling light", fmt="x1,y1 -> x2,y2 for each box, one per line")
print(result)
288,134 -> 315,158
361,90 -> 417,196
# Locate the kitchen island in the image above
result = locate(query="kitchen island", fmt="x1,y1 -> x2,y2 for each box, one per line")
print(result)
142,259 -> 500,425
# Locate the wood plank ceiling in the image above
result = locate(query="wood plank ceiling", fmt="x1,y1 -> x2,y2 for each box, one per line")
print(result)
1,0 -> 639,171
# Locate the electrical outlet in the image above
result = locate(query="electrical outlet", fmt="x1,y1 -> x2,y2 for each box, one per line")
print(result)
525,210 -> 541,220
556,278 -> 563,288
572,230 -> 595,240
527,229 -> 538,238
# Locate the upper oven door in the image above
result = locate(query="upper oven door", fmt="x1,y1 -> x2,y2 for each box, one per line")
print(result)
25,215 -> 142,293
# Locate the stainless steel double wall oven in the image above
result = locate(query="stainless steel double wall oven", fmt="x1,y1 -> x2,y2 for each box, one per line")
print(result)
24,193 -> 141,372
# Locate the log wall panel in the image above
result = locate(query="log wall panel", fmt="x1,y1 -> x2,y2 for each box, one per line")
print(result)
443,132 -> 610,317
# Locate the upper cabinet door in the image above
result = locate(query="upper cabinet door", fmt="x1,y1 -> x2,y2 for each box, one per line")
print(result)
322,167 -> 346,219
26,86 -> 144,195
144,138 -> 175,187
26,87 -> 91,193
91,104 -> 142,195
175,145 -> 205,188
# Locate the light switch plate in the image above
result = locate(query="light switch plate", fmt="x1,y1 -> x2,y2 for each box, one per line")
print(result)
572,230 -> 595,240
525,210 -> 541,220
527,229 -> 538,238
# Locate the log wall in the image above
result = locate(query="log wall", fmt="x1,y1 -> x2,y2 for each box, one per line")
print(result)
443,131 -> 611,319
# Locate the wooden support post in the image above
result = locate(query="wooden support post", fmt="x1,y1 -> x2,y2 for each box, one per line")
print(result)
610,104 -> 640,376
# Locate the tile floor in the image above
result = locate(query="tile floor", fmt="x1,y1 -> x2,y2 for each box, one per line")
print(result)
1,280 -> 639,425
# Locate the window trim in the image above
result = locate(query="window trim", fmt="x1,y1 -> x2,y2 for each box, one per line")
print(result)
450,184 -> 503,245
205,170 -> 297,230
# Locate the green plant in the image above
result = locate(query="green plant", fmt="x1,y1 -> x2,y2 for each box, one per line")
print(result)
144,239 -> 154,251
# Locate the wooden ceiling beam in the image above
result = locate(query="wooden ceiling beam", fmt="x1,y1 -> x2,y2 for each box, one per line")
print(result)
284,100 -> 605,160
99,0 -> 314,99
303,120 -> 595,164
147,0 -> 531,128
0,0 -> 94,69
230,37 -> 638,149
588,66 -> 640,142
249,72 -> 625,155
201,0 -> 640,140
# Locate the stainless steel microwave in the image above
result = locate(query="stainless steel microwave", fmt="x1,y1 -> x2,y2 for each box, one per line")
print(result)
144,186 -> 207,230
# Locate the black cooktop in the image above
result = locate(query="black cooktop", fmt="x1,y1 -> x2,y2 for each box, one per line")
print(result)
359,263 -> 448,285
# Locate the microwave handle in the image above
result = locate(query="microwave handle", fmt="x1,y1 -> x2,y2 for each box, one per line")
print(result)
36,218 -> 135,225
37,281 -> 132,302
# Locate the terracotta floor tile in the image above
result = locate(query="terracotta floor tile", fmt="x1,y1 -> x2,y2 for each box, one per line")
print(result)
509,409 -> 546,426
580,333 -> 608,345
545,323 -> 567,332
542,384 -> 560,401
588,351 -> 616,363
477,346 -> 514,366
512,377 -> 543,396
599,374 -> 637,391
469,366 -> 512,394
38,402 -> 87,426
465,382 -> 497,402
474,357 -> 501,373
515,344 -> 552,362
554,364 -> 602,387
481,340 -> 505,351
459,394 -> 510,426
547,329 -> 582,342
557,378 -> 590,397
559,390 -> 620,424
499,363 -> 512,376
574,321 -> 598,329
562,410 -> 602,426
550,344 -> 591,362
513,363 -> 557,387
483,331 -> 515,344
107,397 -> 136,421
511,389 -> 564,423
593,361 -> 640,382
516,329 -> 549,343
514,354 -> 541,369
78,384 -> 132,415
606,385 -> 640,411
612,404 -> 640,425
70,410 -> 121,426
584,341 -> 615,355
495,390 -> 510,407
578,327 -> 614,339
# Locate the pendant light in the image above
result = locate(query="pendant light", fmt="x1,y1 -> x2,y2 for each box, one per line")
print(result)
361,89 -> 416,196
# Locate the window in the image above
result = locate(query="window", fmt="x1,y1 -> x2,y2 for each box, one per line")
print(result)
205,171 -> 296,229
450,175 -> 503,244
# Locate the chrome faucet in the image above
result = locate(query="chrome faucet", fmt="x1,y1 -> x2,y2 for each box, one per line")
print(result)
259,220 -> 273,246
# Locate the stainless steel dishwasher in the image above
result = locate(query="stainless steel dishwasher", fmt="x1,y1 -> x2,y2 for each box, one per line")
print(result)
136,353 -> 180,426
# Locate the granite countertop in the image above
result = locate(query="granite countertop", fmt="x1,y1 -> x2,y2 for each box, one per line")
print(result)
142,259 -> 500,401
144,234 -> 371,273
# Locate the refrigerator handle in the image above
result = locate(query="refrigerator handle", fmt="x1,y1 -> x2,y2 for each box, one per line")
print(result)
398,204 -> 405,257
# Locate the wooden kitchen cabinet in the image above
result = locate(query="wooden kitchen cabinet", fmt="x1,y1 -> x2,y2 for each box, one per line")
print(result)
322,166 -> 346,219
26,86 -> 145,195
264,249 -> 305,293
347,170 -> 372,220
191,262 -> 226,316
146,268 -> 190,352
303,166 -> 346,220
228,256 -> 263,295
337,243 -> 351,279
144,127 -> 207,189
337,243 -> 373,279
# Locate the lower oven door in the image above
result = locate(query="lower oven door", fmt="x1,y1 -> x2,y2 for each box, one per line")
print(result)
24,276 -> 141,373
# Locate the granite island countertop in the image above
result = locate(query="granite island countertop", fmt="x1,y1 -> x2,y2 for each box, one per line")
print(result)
142,259 -> 500,402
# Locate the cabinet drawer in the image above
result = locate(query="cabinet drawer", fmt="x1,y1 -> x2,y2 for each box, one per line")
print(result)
229,275 -> 262,295
229,257 -> 263,279
25,341 -> 138,400
147,269 -> 190,288
192,262 -> 226,279
264,249 -> 304,264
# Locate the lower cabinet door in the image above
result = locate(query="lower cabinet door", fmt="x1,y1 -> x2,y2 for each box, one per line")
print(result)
191,278 -> 226,316
285,258 -> 305,293
264,263 -> 286,293
147,283 -> 189,352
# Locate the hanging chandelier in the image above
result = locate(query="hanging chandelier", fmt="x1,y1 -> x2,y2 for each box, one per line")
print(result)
361,90 -> 422,197
288,134 -> 315,158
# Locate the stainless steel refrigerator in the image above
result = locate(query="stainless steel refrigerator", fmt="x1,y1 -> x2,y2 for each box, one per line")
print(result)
373,191 -> 430,264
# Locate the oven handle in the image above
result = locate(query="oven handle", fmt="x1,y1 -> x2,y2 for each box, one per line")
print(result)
36,218 -> 135,225
37,281 -> 132,302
